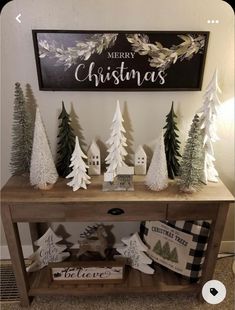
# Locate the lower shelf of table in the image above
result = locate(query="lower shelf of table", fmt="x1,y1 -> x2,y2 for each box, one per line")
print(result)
28,266 -> 201,297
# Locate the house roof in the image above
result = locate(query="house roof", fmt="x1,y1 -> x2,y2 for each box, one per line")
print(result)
87,140 -> 100,155
135,145 -> 147,158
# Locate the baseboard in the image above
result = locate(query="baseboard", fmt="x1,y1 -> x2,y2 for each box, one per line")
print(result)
219,241 -> 235,254
0,245 -> 33,260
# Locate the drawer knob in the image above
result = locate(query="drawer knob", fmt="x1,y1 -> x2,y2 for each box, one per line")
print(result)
107,208 -> 124,215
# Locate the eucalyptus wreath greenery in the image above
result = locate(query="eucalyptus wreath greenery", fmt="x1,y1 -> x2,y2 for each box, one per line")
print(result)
38,33 -> 205,73
38,33 -> 118,71
126,33 -> 205,72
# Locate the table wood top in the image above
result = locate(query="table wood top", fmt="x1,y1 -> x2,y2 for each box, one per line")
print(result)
1,175 -> 234,205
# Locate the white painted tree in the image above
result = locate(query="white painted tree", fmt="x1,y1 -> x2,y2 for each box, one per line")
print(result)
105,100 -> 128,181
66,136 -> 91,191
116,232 -> 154,274
30,108 -> 58,190
27,227 -> 70,272
145,132 -> 168,191
197,69 -> 221,183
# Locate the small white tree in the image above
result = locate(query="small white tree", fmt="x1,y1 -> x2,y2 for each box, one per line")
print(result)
197,69 -> 221,183
30,108 -> 58,190
145,132 -> 168,191
105,100 -> 128,180
27,227 -> 70,272
66,136 -> 91,191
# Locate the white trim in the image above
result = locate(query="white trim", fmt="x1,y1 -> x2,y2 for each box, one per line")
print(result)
0,245 -> 33,260
219,241 -> 235,254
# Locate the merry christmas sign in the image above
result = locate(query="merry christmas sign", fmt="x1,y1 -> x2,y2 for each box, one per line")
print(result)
33,30 -> 209,91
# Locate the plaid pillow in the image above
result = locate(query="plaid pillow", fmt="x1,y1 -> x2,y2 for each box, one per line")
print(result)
141,220 -> 210,280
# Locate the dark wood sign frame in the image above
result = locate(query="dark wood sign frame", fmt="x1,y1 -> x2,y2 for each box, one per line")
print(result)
32,30 -> 209,91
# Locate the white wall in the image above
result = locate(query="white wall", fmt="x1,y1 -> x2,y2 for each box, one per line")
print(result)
1,0 -> 234,248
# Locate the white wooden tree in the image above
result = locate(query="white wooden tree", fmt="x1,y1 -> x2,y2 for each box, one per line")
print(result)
27,227 -> 70,272
197,69 -> 221,183
66,136 -> 91,190
116,232 -> 154,274
105,100 -> 128,181
30,107 -> 58,190
145,132 -> 168,191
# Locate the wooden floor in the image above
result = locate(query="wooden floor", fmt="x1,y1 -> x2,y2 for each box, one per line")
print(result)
29,265 -> 200,297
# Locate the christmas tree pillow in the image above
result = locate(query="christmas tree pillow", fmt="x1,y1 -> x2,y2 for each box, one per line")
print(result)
141,220 -> 210,281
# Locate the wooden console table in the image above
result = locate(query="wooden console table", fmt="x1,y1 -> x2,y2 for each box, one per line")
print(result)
1,175 -> 234,307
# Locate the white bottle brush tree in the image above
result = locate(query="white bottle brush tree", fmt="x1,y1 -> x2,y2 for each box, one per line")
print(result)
30,107 -> 58,190
105,100 -> 128,180
145,132 -> 168,191
27,227 -> 70,272
66,136 -> 91,191
197,69 -> 221,183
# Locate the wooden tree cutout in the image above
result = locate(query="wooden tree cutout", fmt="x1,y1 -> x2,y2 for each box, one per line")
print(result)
27,227 -> 70,272
116,232 -> 154,274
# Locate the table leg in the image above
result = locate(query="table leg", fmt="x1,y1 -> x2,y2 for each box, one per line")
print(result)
29,223 -> 41,251
198,203 -> 229,300
1,204 -> 31,307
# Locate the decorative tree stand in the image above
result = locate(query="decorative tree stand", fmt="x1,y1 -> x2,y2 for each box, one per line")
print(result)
1,176 -> 234,307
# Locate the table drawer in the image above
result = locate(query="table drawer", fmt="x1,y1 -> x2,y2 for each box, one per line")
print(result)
11,202 -> 167,222
167,203 -> 219,220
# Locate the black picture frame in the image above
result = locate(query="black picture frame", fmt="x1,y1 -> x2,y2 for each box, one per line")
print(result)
32,30 -> 209,91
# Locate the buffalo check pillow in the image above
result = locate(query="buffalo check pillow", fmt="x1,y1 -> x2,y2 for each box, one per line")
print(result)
142,220 -> 211,281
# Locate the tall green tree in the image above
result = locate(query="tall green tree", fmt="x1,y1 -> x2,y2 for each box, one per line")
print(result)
10,82 -> 33,175
56,102 -> 75,177
163,102 -> 181,179
178,114 -> 204,193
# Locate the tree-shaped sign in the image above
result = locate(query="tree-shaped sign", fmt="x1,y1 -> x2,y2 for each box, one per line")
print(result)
27,227 -> 70,272
116,232 -> 154,274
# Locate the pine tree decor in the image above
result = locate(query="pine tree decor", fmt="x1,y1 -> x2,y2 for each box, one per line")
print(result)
66,136 -> 91,191
30,108 -> 58,190
178,114 -> 204,193
163,102 -> 181,179
10,82 -> 34,175
56,101 -> 75,177
105,100 -> 128,181
197,69 -> 221,183
145,132 -> 168,191
27,227 -> 70,272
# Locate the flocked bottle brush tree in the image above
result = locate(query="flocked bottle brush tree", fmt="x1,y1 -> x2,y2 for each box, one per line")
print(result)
178,114 -> 204,193
145,132 -> 168,191
30,107 -> 58,190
